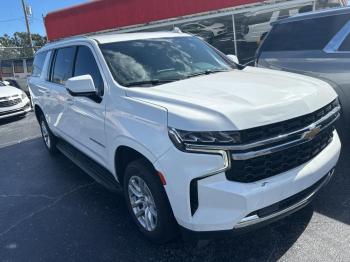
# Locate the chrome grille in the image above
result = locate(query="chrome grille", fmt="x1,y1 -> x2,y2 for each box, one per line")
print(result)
226,125 -> 334,182
0,98 -> 21,108
225,99 -> 340,183
239,100 -> 339,144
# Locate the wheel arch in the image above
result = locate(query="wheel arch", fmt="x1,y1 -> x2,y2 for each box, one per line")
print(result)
34,104 -> 44,121
114,143 -> 158,185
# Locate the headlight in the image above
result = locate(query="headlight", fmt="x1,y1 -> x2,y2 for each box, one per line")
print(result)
21,92 -> 27,100
168,127 -> 241,151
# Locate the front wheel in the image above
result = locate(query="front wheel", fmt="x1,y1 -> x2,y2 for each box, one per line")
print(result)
123,159 -> 178,243
39,114 -> 57,154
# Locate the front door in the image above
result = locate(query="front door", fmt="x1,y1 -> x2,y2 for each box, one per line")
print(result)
63,44 -> 107,165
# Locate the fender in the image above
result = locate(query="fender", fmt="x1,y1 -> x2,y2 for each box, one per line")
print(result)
107,135 -> 172,181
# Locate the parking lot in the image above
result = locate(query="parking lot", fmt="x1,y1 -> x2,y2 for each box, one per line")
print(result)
0,112 -> 349,262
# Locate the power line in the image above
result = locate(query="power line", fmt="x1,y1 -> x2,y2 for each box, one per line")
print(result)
0,18 -> 24,23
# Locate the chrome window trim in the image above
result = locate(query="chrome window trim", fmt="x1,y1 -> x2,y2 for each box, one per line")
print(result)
324,20 -> 350,54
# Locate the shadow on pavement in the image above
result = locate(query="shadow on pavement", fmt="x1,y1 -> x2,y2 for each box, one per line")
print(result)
0,137 -> 314,261
312,129 -> 350,226
0,114 -> 27,126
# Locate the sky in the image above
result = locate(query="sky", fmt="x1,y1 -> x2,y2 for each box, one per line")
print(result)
0,0 -> 88,37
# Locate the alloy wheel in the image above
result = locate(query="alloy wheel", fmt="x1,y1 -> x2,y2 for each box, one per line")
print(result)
41,120 -> 51,148
128,175 -> 158,231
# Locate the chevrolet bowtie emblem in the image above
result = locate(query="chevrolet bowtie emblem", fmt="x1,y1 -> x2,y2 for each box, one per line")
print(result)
302,126 -> 321,140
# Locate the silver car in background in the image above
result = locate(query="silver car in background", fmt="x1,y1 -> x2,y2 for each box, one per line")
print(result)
256,7 -> 350,126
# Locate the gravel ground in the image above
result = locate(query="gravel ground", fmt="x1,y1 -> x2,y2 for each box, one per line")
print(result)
0,112 -> 349,262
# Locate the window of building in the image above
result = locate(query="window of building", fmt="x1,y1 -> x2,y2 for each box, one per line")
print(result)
51,47 -> 75,84
13,60 -> 24,73
177,15 -> 235,55
248,11 -> 274,25
26,58 -> 33,73
73,46 -> 104,95
1,60 -> 13,77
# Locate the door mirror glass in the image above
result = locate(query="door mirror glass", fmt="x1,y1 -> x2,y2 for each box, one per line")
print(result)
227,54 -> 239,64
66,74 -> 97,95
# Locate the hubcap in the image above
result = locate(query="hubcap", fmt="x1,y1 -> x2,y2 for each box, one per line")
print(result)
128,176 -> 158,231
41,121 -> 51,148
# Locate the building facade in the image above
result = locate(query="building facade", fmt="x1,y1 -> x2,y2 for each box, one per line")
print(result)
43,0 -> 346,64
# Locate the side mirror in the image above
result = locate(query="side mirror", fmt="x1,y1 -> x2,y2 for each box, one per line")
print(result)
66,75 -> 97,95
227,54 -> 239,64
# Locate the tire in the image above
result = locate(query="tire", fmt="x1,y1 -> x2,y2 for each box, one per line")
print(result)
39,114 -> 58,154
123,158 -> 178,243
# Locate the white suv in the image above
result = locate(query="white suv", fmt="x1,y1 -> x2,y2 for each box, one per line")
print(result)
28,32 -> 341,243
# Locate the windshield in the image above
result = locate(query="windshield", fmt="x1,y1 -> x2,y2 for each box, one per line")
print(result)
0,82 -> 5,86
100,36 -> 236,87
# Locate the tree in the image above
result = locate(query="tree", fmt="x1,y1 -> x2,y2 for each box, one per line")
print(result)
0,32 -> 47,60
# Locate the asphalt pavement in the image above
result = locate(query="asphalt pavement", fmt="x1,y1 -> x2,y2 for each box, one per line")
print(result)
0,112 -> 349,262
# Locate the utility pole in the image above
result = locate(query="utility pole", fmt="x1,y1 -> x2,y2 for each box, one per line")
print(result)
20,0 -> 34,56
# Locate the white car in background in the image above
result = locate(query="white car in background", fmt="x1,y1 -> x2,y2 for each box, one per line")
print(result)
0,81 -> 31,119
180,22 -> 227,41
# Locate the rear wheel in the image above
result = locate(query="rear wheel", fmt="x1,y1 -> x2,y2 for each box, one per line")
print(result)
39,114 -> 57,154
123,158 -> 178,243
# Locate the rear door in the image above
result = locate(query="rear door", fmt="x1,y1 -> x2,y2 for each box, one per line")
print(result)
62,44 -> 107,164
45,46 -> 76,134
28,50 -> 50,114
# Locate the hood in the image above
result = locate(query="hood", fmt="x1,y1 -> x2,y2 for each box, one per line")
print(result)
0,85 -> 22,98
126,66 -> 337,131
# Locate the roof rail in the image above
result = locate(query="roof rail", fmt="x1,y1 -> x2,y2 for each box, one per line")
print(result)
172,27 -> 182,33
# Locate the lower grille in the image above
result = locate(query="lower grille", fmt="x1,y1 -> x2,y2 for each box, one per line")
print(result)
226,126 -> 335,183
245,170 -> 332,219
0,98 -> 21,108
0,103 -> 30,116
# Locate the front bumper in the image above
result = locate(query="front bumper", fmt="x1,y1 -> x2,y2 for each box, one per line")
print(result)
155,131 -> 341,233
181,168 -> 334,240
0,100 -> 31,119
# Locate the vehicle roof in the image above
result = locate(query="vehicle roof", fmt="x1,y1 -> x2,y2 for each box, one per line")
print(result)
272,7 -> 350,25
91,31 -> 191,44
39,31 -> 191,52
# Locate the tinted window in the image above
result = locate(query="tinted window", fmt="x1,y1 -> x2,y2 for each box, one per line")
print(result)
261,14 -> 350,52
1,60 -> 13,77
339,33 -> 350,51
26,58 -> 33,73
74,46 -> 104,94
52,47 -> 75,84
32,51 -> 47,77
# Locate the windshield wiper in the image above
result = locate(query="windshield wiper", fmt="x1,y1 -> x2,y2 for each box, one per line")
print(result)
124,79 -> 183,87
185,69 -> 229,79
